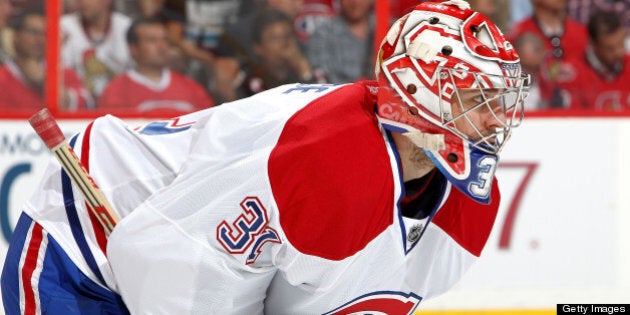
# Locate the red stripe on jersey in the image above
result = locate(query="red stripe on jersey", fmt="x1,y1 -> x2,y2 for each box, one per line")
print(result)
22,223 -> 43,315
269,82 -> 395,261
432,178 -> 500,257
81,122 -> 109,253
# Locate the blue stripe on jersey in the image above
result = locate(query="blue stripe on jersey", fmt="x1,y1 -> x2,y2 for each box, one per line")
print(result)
384,130 -> 409,252
62,135 -> 105,284
39,221 -> 129,314
1,212 -> 31,315
3,214 -> 130,314
385,130 -> 448,255
2,213 -> 129,314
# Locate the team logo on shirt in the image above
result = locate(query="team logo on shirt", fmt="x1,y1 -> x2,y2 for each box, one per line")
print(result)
217,197 -> 281,265
135,117 -> 195,135
324,291 -> 422,315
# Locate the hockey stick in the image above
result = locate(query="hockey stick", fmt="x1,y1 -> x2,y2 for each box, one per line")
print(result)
29,108 -> 120,235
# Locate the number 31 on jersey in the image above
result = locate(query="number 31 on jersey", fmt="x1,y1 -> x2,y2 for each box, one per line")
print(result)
216,197 -> 281,265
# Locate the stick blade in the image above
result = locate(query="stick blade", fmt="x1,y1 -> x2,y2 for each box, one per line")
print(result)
29,108 -> 66,149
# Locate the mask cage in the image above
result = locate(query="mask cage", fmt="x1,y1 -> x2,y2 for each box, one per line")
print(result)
437,67 -> 530,154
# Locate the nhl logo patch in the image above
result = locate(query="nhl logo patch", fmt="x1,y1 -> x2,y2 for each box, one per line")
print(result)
407,224 -> 423,243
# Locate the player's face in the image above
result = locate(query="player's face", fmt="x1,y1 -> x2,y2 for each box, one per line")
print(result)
78,0 -> 111,22
132,23 -> 170,68
450,88 -> 507,145
593,27 -> 627,71
15,15 -> 46,59
340,0 -> 374,23
254,21 -> 295,66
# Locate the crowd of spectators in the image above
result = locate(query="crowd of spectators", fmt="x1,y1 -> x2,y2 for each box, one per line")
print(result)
507,0 -> 630,110
0,0 -> 628,115
0,9 -> 89,111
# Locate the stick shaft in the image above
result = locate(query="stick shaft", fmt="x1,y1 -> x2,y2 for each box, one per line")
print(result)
54,144 -> 119,234
29,109 -> 120,235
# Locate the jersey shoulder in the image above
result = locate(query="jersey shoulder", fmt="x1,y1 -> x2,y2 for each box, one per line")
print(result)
268,81 -> 394,261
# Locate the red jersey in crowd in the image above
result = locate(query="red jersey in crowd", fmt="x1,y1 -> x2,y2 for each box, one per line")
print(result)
97,69 -> 214,115
560,53 -> 630,110
0,61 -> 91,111
509,17 -> 588,61
510,17 -> 588,108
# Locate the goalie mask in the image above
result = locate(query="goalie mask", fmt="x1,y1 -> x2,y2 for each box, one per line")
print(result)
375,0 -> 530,204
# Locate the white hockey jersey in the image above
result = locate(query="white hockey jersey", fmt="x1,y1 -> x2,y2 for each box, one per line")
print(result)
22,109 -> 212,291
107,82 -> 501,314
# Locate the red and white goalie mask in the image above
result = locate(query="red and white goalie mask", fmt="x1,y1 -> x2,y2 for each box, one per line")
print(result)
375,0 -> 530,204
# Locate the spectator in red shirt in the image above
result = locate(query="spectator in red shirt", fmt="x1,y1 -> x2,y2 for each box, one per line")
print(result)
98,17 -> 214,116
559,10 -> 630,110
0,9 -> 91,112
509,0 -> 588,108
